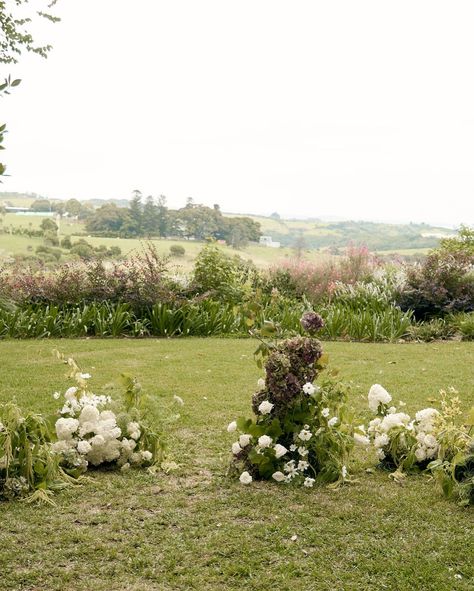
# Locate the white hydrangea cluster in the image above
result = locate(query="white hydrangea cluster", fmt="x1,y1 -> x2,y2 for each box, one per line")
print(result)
368,384 -> 392,412
367,409 -> 412,461
366,384 -> 442,467
53,379 -> 153,472
413,408 -> 440,462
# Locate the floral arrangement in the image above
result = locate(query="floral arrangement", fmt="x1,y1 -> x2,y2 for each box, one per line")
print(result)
228,312 -> 355,486
52,352 -> 163,476
365,382 -> 474,504
365,383 -> 442,472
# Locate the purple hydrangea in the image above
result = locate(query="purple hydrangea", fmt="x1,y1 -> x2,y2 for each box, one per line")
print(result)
300,311 -> 325,334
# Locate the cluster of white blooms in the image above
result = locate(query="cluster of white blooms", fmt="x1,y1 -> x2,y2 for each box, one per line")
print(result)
367,408 -> 412,460
368,384 -> 392,412
413,408 -> 440,462
366,384 -> 442,467
53,381 -> 153,472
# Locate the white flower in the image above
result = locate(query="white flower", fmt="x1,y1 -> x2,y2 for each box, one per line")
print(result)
53,391 -> 60,400
298,429 -> 312,441
303,382 -> 315,395
368,384 -> 392,412
321,407 -> 330,418
328,417 -> 338,428
258,400 -> 274,415
297,460 -> 309,471
127,422 -> 141,440
257,378 -> 265,391
227,421 -> 237,433
90,434 -> 105,447
380,412 -> 411,433
387,406 -> 397,414
289,444 -> 297,452
120,462 -> 130,472
354,433 -> 370,447
232,442 -> 242,455
64,386 -> 78,401
342,465 -> 348,479
79,405 -> 100,425
298,446 -> 309,456
52,440 -> 73,454
424,434 -> 437,448
55,417 -> 79,440
258,435 -> 272,449
303,477 -> 315,488
141,450 -> 153,462
376,449 -> 386,460
79,373 -> 91,379
415,447 -> 426,462
239,434 -> 252,447
274,444 -> 288,459
77,440 -> 92,454
239,471 -> 252,484
272,471 -> 286,482
374,433 -> 389,448
173,395 -> 184,406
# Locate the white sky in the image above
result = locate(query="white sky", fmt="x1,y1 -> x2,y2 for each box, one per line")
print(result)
1,0 -> 474,227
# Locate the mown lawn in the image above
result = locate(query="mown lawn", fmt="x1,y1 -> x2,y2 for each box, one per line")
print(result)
0,339 -> 473,591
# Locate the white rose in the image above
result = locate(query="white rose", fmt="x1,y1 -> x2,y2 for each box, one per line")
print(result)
274,444 -> 288,459
258,435 -> 272,449
303,383 -> 315,395
239,471 -> 252,484
258,400 -> 274,415
272,471 -> 286,482
239,434 -> 252,448
232,442 -> 242,455
227,421 -> 237,433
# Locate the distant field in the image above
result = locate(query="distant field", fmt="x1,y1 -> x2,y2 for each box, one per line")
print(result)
0,210 -> 439,267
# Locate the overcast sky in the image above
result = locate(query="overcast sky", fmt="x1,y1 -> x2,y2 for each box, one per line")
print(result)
2,0 -> 474,227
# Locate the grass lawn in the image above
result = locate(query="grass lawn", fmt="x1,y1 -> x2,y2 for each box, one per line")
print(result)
0,339 -> 473,591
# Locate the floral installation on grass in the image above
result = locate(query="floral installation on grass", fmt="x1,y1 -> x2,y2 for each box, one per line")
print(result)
364,383 -> 474,504
51,351 -> 165,477
228,312 -> 355,487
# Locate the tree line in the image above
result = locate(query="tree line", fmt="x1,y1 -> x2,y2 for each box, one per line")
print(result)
84,193 -> 262,247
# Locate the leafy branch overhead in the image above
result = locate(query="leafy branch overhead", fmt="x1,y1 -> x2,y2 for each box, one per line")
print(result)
0,0 -> 60,64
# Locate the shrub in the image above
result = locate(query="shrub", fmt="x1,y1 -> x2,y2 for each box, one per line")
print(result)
170,244 -> 185,257
398,227 -> 474,319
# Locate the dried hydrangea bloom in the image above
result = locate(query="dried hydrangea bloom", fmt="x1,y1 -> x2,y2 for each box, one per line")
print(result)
300,311 -> 325,334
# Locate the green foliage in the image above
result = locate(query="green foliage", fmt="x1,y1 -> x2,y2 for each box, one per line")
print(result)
0,0 -> 59,65
398,226 -> 474,319
0,402 -> 70,503
193,244 -> 243,302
